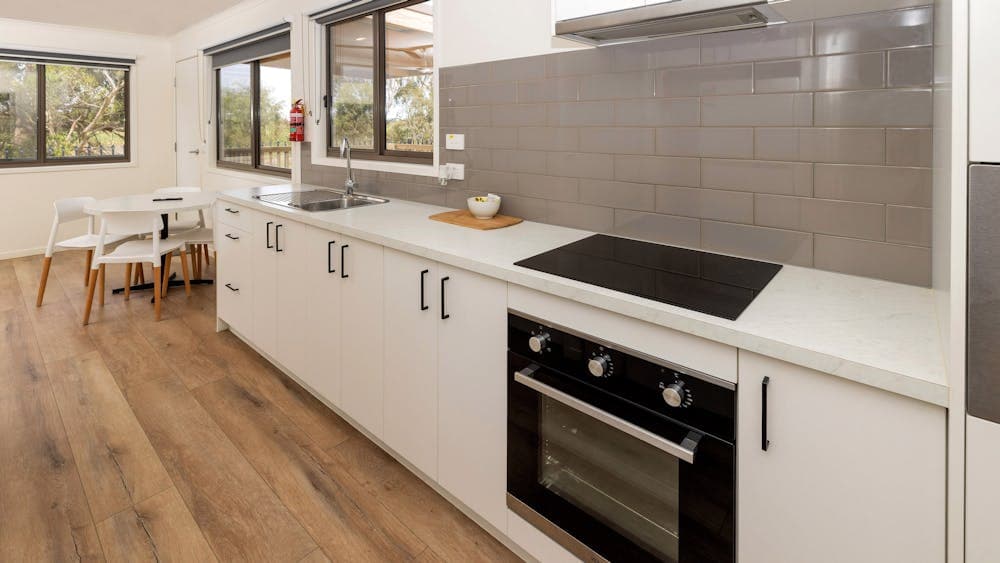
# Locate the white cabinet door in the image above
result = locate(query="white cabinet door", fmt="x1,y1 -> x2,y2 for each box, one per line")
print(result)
737,352 -> 945,563
970,0 -> 1000,162
274,219 -> 308,376
383,248 -> 439,478
437,264 -> 508,532
339,235 -> 385,437
303,226 -> 343,406
214,222 -> 252,337
250,211 -> 278,359
555,0 -> 644,20
967,415 -> 1000,563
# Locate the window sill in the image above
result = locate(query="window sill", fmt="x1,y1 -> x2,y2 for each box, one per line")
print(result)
0,160 -> 136,175
310,152 -> 439,178
208,165 -> 292,183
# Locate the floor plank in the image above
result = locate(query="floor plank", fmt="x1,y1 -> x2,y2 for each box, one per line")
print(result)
86,319 -> 176,390
1,259 -> 32,312
125,375 -> 318,562
96,487 -> 217,563
47,350 -> 174,522
194,375 -> 427,562
137,317 -> 230,390
24,299 -> 97,364
0,306 -> 49,397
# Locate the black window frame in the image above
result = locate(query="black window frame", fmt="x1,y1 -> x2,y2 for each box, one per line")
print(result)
324,0 -> 434,164
215,53 -> 292,177
0,58 -> 130,169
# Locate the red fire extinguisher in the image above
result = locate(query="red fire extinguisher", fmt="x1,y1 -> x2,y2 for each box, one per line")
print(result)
289,99 -> 305,142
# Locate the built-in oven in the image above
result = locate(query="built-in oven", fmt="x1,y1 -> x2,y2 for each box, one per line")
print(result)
507,312 -> 736,563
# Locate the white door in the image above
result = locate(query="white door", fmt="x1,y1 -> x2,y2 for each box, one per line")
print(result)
303,226 -> 343,406
251,211 -> 278,359
383,249 -> 439,478
174,57 -> 203,186
274,219 -> 308,376
437,264 -> 509,532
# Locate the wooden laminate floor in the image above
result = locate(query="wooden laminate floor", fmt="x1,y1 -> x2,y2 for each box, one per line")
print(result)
0,250 -> 519,562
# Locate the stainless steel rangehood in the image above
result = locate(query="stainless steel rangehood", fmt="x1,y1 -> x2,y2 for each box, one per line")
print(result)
555,0 -> 788,45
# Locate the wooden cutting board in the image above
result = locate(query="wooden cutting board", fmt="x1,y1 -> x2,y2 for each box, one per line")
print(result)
429,209 -> 523,230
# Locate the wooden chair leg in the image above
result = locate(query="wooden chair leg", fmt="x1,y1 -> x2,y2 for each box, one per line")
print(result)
82,269 -> 99,325
137,264 -> 145,284
179,249 -> 192,296
152,266 -> 162,320
161,253 -> 172,298
123,263 -> 133,301
203,244 -> 210,266
36,256 -> 52,307
97,264 -> 106,307
192,245 -> 200,279
84,249 -> 94,286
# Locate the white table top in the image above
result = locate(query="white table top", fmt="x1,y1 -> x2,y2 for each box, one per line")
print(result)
84,192 -> 216,215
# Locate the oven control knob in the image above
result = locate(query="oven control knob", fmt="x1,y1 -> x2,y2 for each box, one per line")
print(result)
528,332 -> 551,353
662,382 -> 687,408
588,354 -> 612,378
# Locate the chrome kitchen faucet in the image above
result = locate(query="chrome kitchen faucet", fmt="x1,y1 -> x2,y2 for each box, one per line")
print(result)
340,137 -> 356,196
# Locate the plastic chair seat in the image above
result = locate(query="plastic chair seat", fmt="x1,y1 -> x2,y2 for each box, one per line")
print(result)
56,233 -> 130,250
94,238 -> 185,265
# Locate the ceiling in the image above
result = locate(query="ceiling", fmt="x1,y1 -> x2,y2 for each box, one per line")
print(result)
0,0 -> 247,36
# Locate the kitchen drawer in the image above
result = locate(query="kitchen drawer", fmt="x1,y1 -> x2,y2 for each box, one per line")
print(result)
216,225 -> 252,336
216,202 -> 251,231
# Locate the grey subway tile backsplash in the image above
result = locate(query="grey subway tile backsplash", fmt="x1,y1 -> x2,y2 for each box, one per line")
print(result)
301,5 -> 935,286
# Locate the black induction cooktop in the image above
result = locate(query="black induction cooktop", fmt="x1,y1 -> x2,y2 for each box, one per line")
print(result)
514,234 -> 782,320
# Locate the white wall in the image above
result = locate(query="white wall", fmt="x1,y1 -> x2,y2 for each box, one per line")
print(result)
0,18 -> 175,258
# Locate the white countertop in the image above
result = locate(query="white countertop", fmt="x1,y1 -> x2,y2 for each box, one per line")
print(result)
218,183 -> 949,407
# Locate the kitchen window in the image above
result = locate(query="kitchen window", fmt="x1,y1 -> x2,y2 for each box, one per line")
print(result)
0,52 -> 130,168
209,24 -> 292,176
324,0 -> 434,163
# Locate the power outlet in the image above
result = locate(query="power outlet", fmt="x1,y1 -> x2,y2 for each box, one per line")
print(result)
442,162 -> 465,181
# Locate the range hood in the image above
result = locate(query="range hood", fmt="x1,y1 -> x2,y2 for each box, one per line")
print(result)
555,0 -> 789,46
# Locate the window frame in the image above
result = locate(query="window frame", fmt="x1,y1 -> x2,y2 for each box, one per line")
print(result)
214,54 -> 292,178
325,0 -> 434,164
0,59 -> 130,169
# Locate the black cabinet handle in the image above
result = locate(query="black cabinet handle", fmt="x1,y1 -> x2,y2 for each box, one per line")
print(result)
327,241 -> 336,273
340,244 -> 349,278
420,269 -> 429,311
440,276 -> 450,320
265,221 -> 273,249
225,233 -> 239,240
762,376 -> 770,452
225,207 -> 239,214
224,283 -> 239,293
275,224 -> 283,252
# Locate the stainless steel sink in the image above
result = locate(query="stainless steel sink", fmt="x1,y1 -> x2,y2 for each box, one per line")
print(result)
253,189 -> 388,212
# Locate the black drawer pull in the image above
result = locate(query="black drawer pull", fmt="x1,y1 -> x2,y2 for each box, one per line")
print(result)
225,233 -> 239,240
225,283 -> 239,293
265,221 -> 273,248
440,276 -> 450,320
762,376 -> 770,452
340,244 -> 349,278
420,269 -> 429,311
275,224 -> 283,252
225,207 -> 239,214
327,241 -> 336,273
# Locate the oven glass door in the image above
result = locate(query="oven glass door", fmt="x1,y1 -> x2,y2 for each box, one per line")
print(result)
508,352 -> 734,563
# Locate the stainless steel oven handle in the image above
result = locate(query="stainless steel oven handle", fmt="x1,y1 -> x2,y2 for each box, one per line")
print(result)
514,366 -> 700,464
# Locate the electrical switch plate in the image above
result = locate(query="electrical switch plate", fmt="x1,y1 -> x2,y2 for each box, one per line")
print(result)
445,133 -> 465,150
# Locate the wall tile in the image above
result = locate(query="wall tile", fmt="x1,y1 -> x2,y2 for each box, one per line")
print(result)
813,164 -> 931,206
440,87 -> 469,107
497,194 -> 548,222
754,52 -> 885,93
814,235 -> 931,286
467,83 -> 516,106
886,128 -> 932,167
755,128 -> 886,165
546,101 -> 616,126
614,98 -> 700,126
579,179 -> 656,211
613,210 -> 701,247
440,63 -> 493,87
754,195 -> 885,240
546,200 -> 615,231
440,106 -> 491,127
886,205 -> 932,246
491,103 -> 548,127
461,127 -> 518,149
814,89 -> 932,127
655,186 -> 754,223
614,155 -> 701,186
701,159 -> 814,196
547,152 -> 615,180
580,71 -> 655,100
491,149 -> 548,174
612,35 -> 701,72
702,221 -> 814,266
702,93 -> 813,126
443,148 -> 493,170
657,64 -> 752,97
492,56 -> 546,82
546,49 -> 613,77
580,127 -> 656,155
518,174 -> 579,202
406,184 -> 448,206
815,6 -> 933,55
517,127 -> 579,152
656,127 -> 753,158
888,47 -> 934,87
464,170 -> 518,194
701,22 -> 813,63
517,77 -> 580,103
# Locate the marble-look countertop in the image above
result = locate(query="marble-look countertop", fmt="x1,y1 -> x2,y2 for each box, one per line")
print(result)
218,183 -> 948,407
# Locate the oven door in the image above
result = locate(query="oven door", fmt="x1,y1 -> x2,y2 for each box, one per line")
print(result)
508,352 -> 734,563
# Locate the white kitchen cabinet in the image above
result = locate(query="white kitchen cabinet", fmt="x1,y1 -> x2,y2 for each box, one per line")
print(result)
273,219 -> 308,377
970,0 -> 1000,162
302,226 -> 344,406
338,235 -> 385,437
250,210 -> 278,358
437,263 -> 508,532
737,351 -> 945,563
966,415 -> 1000,563
555,0 -> 644,21
383,249 -> 440,478
214,220 -> 252,337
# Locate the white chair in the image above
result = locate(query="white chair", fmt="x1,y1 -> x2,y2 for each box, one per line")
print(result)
37,197 -> 130,307
83,211 -> 191,325
154,186 -> 212,277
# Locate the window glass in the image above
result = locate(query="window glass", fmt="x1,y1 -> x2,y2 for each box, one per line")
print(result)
0,61 -> 38,162
259,53 -> 292,170
385,1 -> 434,153
329,15 -> 375,150
218,63 -> 253,166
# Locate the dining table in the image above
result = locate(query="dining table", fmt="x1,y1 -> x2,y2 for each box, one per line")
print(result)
84,192 -> 217,295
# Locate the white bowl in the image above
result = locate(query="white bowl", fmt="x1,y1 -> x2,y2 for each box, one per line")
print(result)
467,195 -> 501,219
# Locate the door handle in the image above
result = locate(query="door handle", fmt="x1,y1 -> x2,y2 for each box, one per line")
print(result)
225,233 -> 239,240
420,269 -> 429,311
188,149 -> 201,155
265,221 -> 273,249
224,283 -> 239,292
440,276 -> 450,320
762,376 -> 770,452
275,224 -> 283,252
340,244 -> 349,278
327,241 -> 336,273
